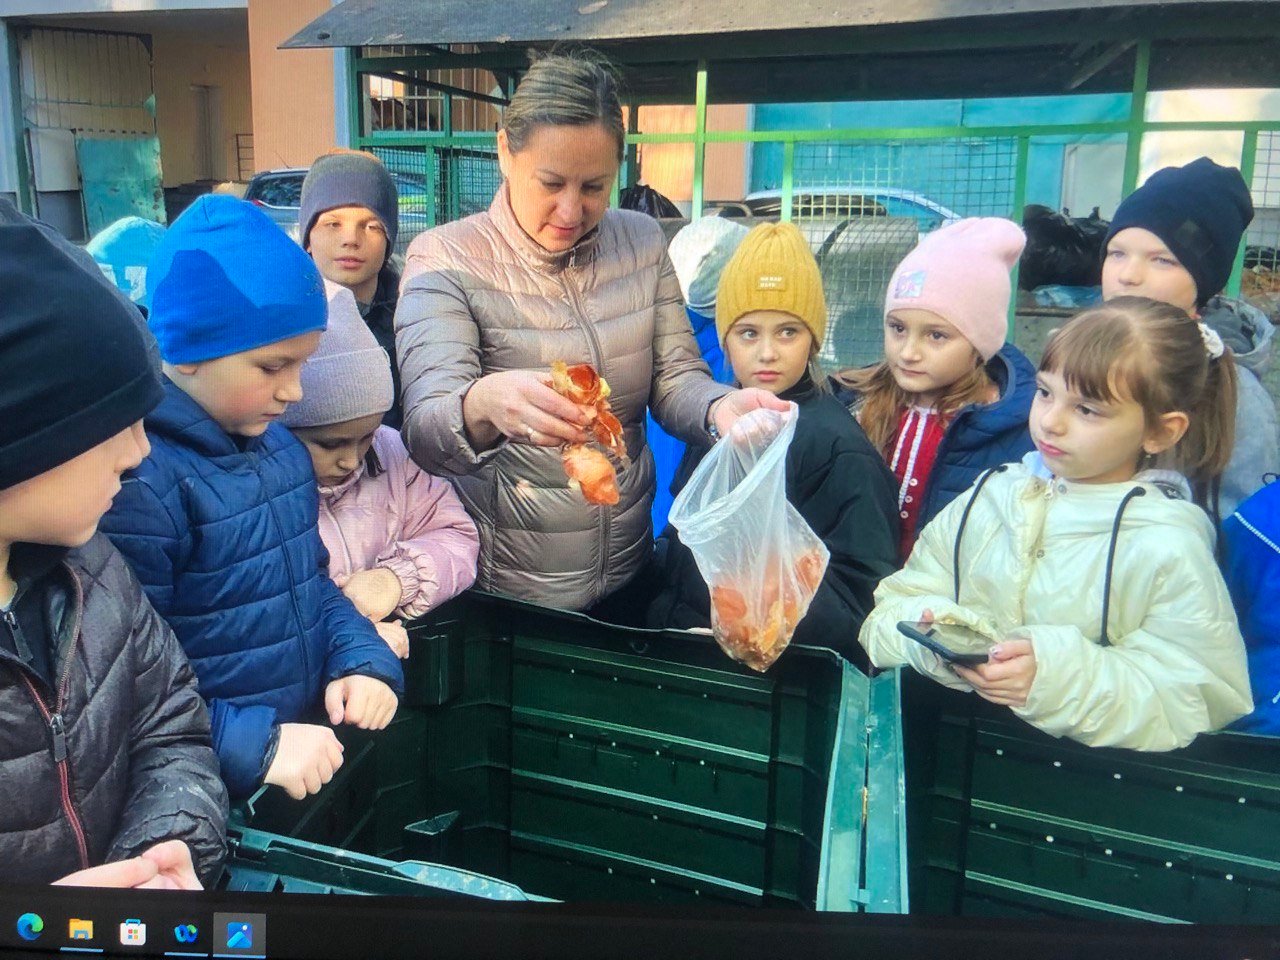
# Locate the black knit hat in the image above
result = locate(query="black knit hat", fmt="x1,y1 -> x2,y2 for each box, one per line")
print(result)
1105,156 -> 1255,307
0,207 -> 163,490
299,152 -> 399,258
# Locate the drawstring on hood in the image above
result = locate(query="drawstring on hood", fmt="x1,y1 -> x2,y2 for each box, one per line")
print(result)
953,453 -> 1185,646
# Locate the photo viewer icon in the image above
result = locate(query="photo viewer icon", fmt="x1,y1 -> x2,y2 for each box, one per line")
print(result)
213,913 -> 265,957
226,922 -> 251,950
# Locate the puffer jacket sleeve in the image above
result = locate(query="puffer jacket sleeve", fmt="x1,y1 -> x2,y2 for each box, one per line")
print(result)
1222,489 -> 1280,734
1011,542 -> 1253,750
319,535 -> 406,695
648,251 -> 733,444
102,471 -> 278,801
100,474 -> 188,616
396,231 -> 506,477
377,454 -> 479,620
857,485 -> 998,692
790,448 -> 900,657
104,552 -> 229,886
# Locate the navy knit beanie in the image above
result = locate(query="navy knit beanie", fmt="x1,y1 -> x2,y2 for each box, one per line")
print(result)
146,195 -> 327,364
0,208 -> 163,490
1105,156 -> 1255,306
299,152 -> 399,258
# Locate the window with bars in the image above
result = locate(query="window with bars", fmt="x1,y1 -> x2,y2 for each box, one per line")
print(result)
362,45 -> 504,136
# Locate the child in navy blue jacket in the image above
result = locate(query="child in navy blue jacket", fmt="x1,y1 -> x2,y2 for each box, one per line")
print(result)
101,196 -> 405,803
1222,480 -> 1280,735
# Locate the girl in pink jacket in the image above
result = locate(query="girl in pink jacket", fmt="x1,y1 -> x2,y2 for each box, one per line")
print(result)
283,283 -> 479,657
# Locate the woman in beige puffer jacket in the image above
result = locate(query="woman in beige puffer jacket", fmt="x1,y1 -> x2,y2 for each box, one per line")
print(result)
396,54 -> 782,611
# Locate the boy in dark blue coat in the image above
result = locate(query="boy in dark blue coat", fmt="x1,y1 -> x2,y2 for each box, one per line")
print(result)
101,196 -> 404,802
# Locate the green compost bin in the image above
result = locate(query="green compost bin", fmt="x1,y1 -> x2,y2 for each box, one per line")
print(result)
230,592 -> 907,912
900,672 -> 1280,924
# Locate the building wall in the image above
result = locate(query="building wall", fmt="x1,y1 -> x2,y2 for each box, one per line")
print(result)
21,10 -> 253,187
247,0 -> 335,174
151,13 -> 253,184
633,104 -> 749,210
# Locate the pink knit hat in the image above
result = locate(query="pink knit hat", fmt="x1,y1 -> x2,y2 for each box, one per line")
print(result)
883,217 -> 1026,361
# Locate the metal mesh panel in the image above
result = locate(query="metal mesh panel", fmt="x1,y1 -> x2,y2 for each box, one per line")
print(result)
370,143 -> 501,255
777,138 -> 1020,368
1247,131 -> 1280,403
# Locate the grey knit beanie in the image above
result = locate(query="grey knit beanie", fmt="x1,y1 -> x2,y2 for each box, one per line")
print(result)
299,152 -> 399,257
281,281 -> 394,428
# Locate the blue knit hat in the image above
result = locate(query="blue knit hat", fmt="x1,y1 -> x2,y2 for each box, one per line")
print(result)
146,195 -> 327,364
1105,156 -> 1255,307
299,152 -> 398,259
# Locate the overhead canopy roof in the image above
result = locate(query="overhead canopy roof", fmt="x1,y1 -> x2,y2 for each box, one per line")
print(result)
285,0 -> 1280,101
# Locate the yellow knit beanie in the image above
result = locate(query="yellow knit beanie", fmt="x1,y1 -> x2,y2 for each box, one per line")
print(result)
715,221 -> 826,348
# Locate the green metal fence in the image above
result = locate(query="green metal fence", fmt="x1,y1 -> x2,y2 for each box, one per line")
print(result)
350,52 -> 1280,371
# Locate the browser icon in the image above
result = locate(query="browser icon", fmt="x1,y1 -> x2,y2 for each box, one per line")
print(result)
15,913 -> 43,942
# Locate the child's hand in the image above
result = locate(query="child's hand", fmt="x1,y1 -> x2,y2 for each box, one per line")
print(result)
952,638 -> 1037,707
375,620 -> 410,659
264,723 -> 345,800
341,567 -> 403,621
325,675 -> 399,730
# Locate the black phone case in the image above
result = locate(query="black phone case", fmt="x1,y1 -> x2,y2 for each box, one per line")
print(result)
895,621 -> 989,666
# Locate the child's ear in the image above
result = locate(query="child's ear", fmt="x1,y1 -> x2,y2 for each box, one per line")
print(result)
173,363 -> 200,377
496,129 -> 512,178
1144,410 -> 1190,456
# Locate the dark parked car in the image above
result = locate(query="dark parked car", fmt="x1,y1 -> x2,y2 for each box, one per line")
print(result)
243,166 -> 434,249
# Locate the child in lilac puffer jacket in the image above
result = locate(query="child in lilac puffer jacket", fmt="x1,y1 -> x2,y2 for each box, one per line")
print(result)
284,282 -> 479,657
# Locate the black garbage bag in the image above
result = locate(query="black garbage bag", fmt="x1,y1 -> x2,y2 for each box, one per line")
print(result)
1019,204 -> 1110,290
620,183 -> 683,219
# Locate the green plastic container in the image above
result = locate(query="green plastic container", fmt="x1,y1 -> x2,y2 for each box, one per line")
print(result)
234,593 -> 907,912
899,673 -> 1280,923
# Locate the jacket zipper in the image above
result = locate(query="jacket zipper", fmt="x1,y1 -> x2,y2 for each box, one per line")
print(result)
561,264 -> 611,601
16,564 -> 90,870
251,451 -> 314,684
321,497 -> 356,574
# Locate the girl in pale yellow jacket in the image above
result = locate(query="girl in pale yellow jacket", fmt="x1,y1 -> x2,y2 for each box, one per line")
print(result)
859,297 -> 1253,751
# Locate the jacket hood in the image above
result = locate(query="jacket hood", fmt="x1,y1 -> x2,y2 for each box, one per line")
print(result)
1201,295 -> 1274,376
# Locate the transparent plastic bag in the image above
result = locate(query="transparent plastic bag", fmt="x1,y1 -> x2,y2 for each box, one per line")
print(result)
669,405 -> 830,672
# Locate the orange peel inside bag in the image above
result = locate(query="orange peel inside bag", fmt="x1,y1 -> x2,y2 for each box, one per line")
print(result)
550,361 -> 628,505
670,406 -> 830,672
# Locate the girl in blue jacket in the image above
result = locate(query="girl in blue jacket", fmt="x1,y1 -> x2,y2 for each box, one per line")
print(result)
833,218 -> 1036,561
